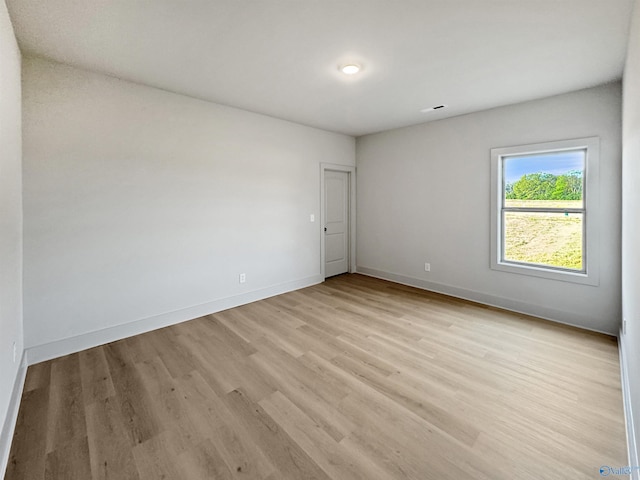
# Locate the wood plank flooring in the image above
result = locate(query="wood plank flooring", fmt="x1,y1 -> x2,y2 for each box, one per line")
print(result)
5,274 -> 627,479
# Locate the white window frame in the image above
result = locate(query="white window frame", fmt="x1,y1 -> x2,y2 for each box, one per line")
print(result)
490,137 -> 600,286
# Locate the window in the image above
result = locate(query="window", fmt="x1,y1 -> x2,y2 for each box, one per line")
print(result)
490,137 -> 599,285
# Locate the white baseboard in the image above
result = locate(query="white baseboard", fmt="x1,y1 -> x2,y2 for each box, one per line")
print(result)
4,271 -> 633,478
26,274 -> 322,365
619,331 -> 639,479
0,351 -> 28,478
356,266 -> 616,336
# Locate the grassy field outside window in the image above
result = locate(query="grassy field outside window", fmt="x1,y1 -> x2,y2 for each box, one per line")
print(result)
503,200 -> 583,270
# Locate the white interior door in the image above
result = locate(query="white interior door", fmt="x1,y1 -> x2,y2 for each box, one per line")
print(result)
324,170 -> 349,278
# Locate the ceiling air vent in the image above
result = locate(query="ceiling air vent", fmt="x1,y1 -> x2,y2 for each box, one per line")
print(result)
420,104 -> 447,113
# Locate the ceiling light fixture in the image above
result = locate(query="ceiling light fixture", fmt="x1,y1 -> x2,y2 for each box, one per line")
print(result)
340,64 -> 361,75
420,104 -> 447,113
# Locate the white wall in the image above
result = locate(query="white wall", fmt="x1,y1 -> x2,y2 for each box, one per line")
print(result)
22,57 -> 354,356
357,83 -> 622,334
0,0 -> 23,471
621,0 -> 640,467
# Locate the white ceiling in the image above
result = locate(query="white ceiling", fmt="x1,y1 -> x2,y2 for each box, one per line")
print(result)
7,0 -> 634,136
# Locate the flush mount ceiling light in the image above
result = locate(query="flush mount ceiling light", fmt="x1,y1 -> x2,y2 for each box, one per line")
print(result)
340,64 -> 361,75
420,104 -> 447,113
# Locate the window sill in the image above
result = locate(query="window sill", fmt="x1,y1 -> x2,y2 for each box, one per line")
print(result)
491,260 -> 599,286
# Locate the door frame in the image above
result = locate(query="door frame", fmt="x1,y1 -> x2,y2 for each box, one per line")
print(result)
320,163 -> 356,279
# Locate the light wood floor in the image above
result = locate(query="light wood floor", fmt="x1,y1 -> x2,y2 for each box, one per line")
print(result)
5,274 -> 627,480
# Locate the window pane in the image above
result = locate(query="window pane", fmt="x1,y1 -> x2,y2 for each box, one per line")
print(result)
503,211 -> 583,271
503,150 -> 585,208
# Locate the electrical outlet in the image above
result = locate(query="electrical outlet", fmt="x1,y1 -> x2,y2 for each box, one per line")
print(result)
12,342 -> 17,363
310,214 -> 315,222
239,273 -> 246,284
623,318 -> 627,335
425,262 -> 431,272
